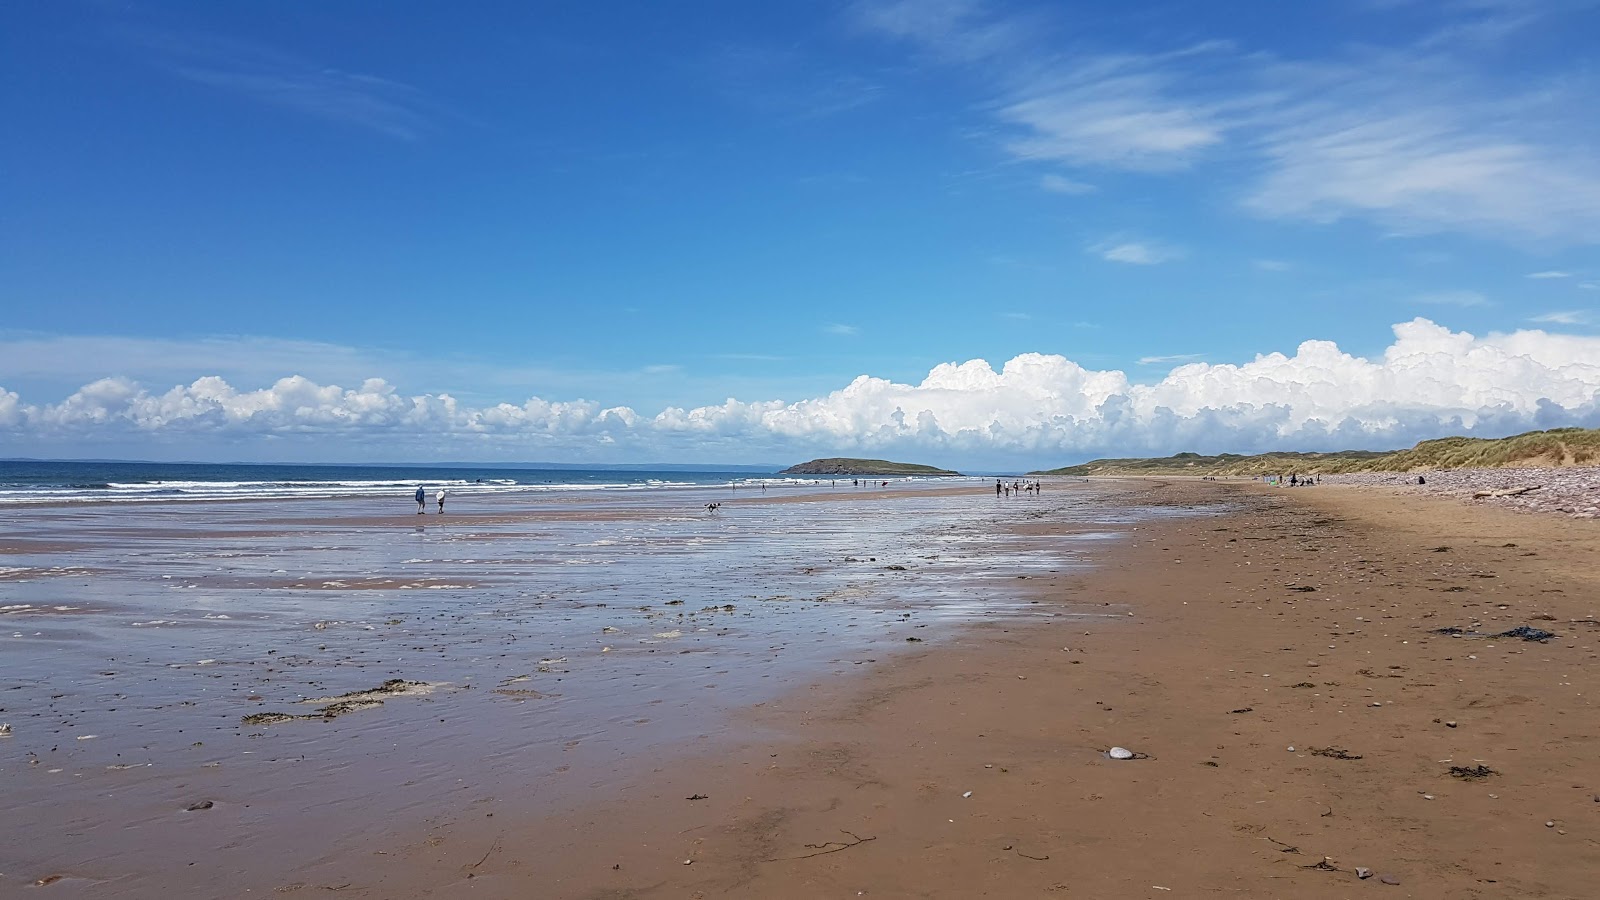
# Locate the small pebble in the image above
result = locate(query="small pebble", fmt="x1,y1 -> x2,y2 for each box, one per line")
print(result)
1356,867 -> 1373,879
1287,746 -> 1295,752
1446,720 -> 1457,728
1546,820 -> 1556,828
1379,874 -> 1400,885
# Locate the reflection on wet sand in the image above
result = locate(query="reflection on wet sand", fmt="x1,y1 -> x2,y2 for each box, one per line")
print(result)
1,481 -> 1149,897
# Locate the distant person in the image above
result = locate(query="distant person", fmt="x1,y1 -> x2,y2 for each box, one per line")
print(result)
1417,475 -> 1427,485
415,485 -> 426,514
436,488 -> 446,513
996,480 -> 1002,496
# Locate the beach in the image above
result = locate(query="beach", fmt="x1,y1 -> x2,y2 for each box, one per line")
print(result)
1,479 -> 1122,896
4,477 -> 1598,897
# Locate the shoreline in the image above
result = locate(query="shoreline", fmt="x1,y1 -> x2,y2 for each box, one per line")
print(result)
7,478 -> 1597,897
366,478 -> 1599,899
0,479 -> 1114,897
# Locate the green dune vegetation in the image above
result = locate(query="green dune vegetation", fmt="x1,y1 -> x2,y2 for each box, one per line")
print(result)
779,457 -> 960,476
1031,427 -> 1600,477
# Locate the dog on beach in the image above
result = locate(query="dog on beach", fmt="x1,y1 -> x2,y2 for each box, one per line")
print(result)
705,502 -> 722,512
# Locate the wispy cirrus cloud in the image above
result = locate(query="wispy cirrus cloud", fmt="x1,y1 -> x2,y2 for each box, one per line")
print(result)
124,27 -> 440,139
704,43 -> 884,121
825,323 -> 861,336
1530,310 -> 1594,325
1039,174 -> 1095,195
998,53 -> 1230,173
1415,290 -> 1492,308
1137,353 -> 1203,365
1527,270 -> 1573,279
850,0 -> 1600,245
1091,238 -> 1184,266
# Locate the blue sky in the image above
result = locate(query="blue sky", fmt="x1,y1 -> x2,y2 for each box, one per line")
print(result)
3,0 -> 1599,467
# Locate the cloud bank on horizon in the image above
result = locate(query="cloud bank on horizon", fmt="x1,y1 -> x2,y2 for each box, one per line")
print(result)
3,319 -> 1597,466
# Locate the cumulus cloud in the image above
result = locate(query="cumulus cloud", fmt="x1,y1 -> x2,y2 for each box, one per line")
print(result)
5,320 -> 1600,464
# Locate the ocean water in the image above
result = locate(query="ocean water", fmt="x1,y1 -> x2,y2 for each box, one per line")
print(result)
0,460 -> 958,504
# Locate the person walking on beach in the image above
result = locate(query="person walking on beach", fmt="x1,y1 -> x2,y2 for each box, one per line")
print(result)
436,488 -> 446,514
996,479 -> 1003,496
415,485 -> 426,514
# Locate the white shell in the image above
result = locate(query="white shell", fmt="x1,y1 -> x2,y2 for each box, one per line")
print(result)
1107,747 -> 1135,760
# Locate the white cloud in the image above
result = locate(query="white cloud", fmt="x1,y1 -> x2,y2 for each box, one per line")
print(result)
852,2 -> 1600,244
825,323 -> 861,336
1530,310 -> 1593,325
1138,353 -> 1203,365
127,27 -> 439,140
0,333 -> 395,387
1415,290 -> 1491,307
1092,239 -> 1183,265
6,320 -> 1599,463
848,0 -> 1023,63
1245,110 -> 1600,242
999,58 -> 1224,172
1527,270 -> 1572,279
1039,174 -> 1095,194
1254,259 -> 1292,272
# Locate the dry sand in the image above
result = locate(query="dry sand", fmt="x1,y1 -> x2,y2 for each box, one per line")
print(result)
359,478 -> 1600,899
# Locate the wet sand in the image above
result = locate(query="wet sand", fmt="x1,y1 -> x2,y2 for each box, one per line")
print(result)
1,480 -> 1146,897
344,478 -> 1598,899
7,478 -> 1597,898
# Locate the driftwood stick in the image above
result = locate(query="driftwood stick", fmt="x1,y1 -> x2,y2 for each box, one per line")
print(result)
1472,485 -> 1542,499
765,830 -> 876,862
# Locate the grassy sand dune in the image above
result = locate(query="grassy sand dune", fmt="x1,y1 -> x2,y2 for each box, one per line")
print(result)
1034,426 -> 1600,476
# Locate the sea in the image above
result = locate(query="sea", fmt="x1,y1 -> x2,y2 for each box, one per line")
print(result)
0,459 -> 951,504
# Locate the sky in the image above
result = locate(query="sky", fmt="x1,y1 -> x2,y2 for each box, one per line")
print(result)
3,0 -> 1600,470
